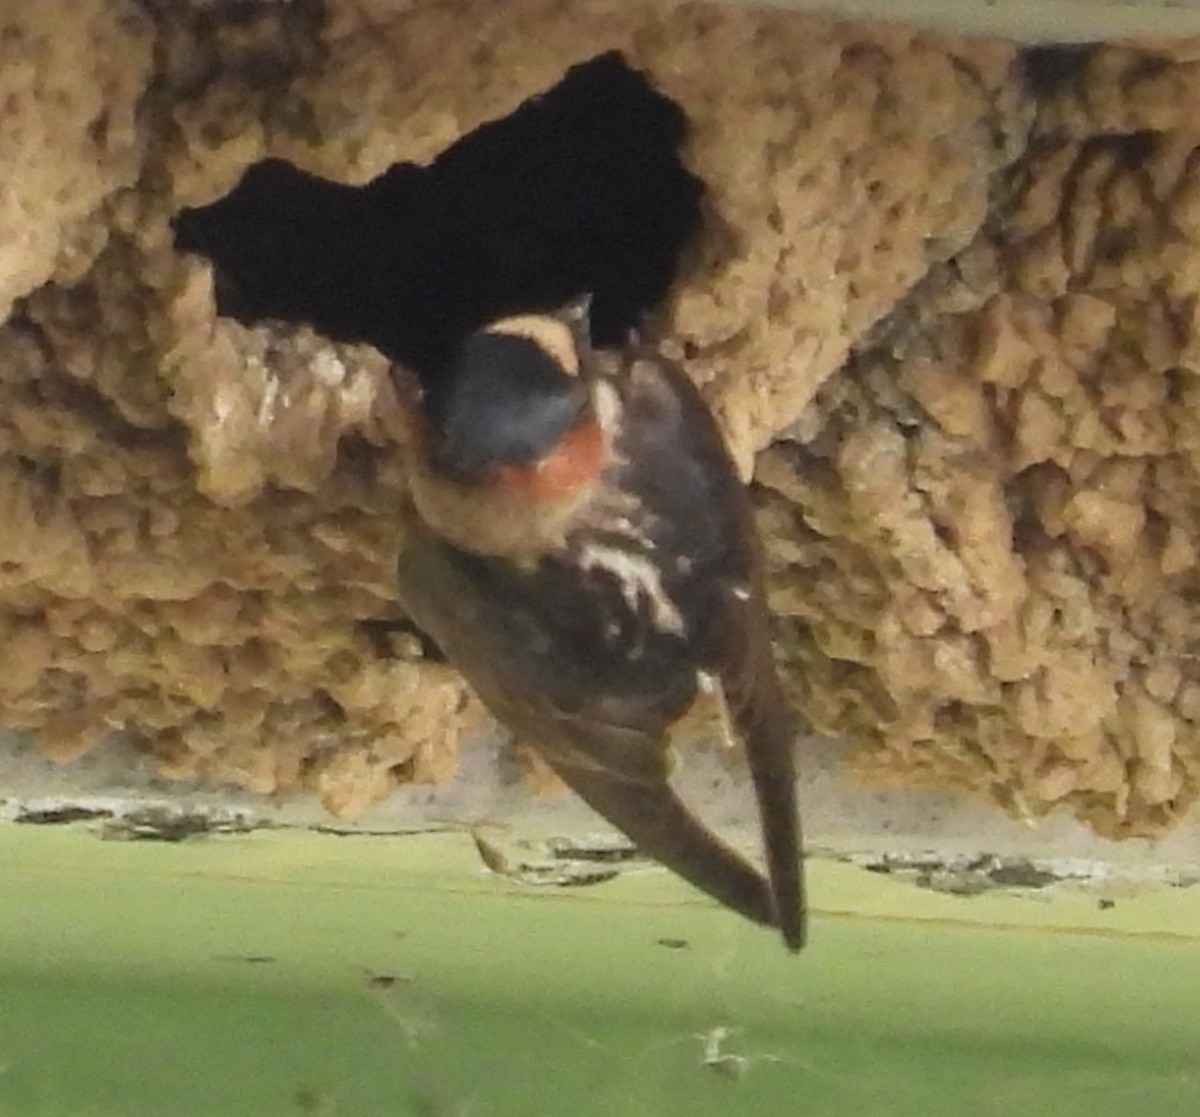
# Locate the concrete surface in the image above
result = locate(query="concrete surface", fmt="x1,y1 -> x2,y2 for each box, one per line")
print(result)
4,724 -> 1198,898
748,0 -> 1200,41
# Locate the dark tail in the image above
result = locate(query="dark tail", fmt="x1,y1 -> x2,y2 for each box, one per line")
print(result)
747,714 -> 805,951
733,671 -> 805,952
549,752 -> 779,936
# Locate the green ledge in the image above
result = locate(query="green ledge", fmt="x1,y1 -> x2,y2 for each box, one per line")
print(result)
0,823 -> 1197,1116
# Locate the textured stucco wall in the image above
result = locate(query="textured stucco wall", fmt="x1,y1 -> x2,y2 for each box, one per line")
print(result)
3,0 -> 1200,838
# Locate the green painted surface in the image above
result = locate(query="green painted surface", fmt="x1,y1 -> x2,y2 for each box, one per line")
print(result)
0,824 -> 1198,1116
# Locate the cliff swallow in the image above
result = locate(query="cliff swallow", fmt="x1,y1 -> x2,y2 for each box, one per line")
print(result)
392,303 -> 804,950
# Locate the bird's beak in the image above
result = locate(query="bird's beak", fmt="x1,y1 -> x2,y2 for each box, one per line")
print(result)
558,294 -> 594,354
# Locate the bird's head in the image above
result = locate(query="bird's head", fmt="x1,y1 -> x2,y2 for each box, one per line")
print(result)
421,298 -> 606,503
399,298 -> 612,558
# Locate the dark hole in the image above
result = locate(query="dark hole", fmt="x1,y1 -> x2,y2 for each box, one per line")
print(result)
932,520 -> 955,546
1094,226 -> 1136,265
1021,45 -> 1097,99
172,50 -> 704,385
1164,366 -> 1188,405
1094,129 -> 1157,171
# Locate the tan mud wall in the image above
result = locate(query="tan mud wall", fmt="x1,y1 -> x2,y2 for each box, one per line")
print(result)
1,0 -> 1198,835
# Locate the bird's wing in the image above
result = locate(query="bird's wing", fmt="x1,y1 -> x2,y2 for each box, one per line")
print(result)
535,712 -> 779,933
394,514 -> 780,934
617,352 -> 806,949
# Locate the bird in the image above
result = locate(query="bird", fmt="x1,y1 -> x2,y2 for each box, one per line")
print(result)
390,300 -> 805,951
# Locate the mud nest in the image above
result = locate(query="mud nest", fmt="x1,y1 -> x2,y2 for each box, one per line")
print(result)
3,0 -> 1199,836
